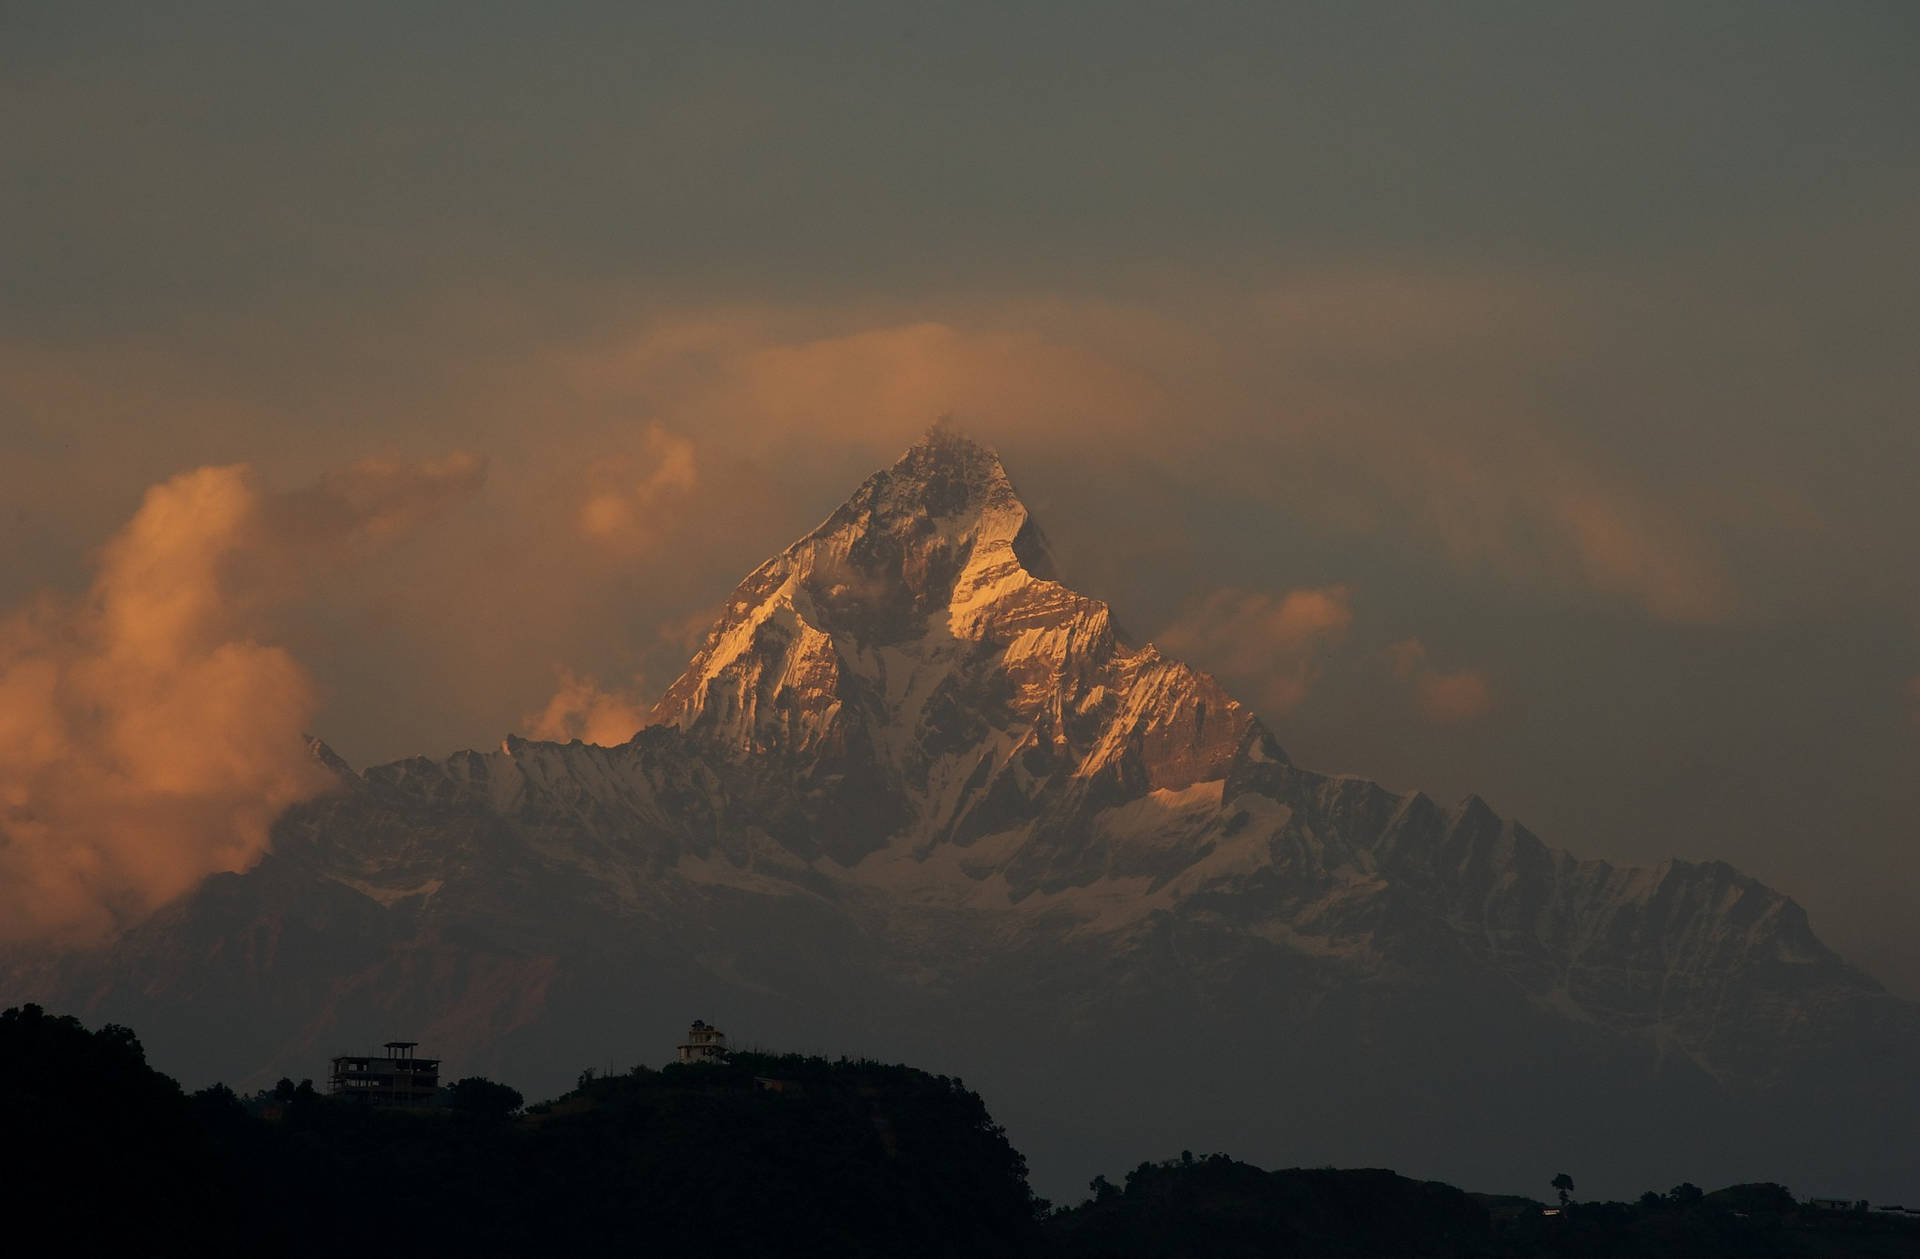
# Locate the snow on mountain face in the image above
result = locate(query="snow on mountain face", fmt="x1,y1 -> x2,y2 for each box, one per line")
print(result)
289,426 -> 1901,1081
647,424 -> 1271,871
9,425 -> 1918,1203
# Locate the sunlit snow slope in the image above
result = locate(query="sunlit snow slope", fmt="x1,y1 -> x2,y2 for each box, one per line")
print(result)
11,425 -> 1916,1203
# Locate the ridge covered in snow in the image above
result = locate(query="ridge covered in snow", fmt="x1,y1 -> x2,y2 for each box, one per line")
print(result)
253,426 -> 1902,1090
12,424 -> 1917,1203
646,424 -> 1271,870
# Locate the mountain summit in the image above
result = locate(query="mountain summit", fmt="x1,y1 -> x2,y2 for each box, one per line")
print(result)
10,428 -> 1917,1203
650,426 -> 1269,876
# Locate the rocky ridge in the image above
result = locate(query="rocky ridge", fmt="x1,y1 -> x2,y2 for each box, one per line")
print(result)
8,426 -> 1915,1201
646,423 -> 1264,874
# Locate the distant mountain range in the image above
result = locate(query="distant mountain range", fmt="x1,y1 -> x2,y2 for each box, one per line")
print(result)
10,425 -> 1916,1200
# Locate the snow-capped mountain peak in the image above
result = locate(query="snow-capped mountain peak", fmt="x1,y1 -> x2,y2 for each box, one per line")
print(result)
17,426 -> 1916,1206
647,426 -> 1272,866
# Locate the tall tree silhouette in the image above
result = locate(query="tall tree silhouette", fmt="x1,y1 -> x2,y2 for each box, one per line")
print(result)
1552,1172 -> 1575,1207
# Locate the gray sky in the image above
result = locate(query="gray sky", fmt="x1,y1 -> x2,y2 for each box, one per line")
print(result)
4,3 -> 1918,989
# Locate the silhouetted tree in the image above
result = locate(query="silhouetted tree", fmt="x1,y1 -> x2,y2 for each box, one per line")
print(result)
1049,1159 -> 1496,1259
0,1004 -> 234,1251
448,1076 -> 524,1119
1552,1172 -> 1575,1207
1708,1182 -> 1796,1215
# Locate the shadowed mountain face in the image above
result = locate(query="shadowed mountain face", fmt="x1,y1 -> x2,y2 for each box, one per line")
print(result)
646,423 -> 1263,873
9,428 -> 1916,1202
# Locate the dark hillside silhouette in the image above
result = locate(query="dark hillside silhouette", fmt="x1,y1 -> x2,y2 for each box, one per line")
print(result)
1048,1155 -> 1920,1259
1047,1156 -> 1494,1258
0,1004 -> 245,1251
6,1006 -> 1916,1258
0,1006 -> 1043,1257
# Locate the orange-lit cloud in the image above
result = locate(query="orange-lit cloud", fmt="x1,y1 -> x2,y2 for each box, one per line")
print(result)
274,452 -> 489,550
1157,586 -> 1353,717
522,669 -> 650,746
0,457 -> 483,946
560,314 -> 1169,453
656,604 -> 723,654
575,425 -> 697,552
549,293 -> 1734,625
1387,638 -> 1495,724
1362,458 -> 1731,626
1534,484 -> 1727,624
1415,671 -> 1495,725
0,277 -> 1756,806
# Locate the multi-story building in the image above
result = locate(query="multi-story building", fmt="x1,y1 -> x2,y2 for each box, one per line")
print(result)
677,1020 -> 728,1064
328,1040 -> 441,1106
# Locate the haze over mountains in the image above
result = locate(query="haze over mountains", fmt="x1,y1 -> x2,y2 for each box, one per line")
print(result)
9,427 -> 1915,1201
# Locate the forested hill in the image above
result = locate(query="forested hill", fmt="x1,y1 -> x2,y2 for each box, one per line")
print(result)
0,1005 -> 1045,1257
5,1005 -> 1916,1258
1047,1157 -> 1920,1259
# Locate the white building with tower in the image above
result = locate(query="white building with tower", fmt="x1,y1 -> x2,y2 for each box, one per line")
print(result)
678,1019 -> 728,1063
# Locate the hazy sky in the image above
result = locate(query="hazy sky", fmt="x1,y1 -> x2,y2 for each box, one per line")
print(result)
4,4 -> 1918,989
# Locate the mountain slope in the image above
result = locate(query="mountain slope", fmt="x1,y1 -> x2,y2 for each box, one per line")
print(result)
648,422 -> 1264,872
8,426 -> 1915,1201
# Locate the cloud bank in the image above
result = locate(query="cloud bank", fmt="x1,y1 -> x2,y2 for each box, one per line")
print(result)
522,670 -> 650,746
550,291 -> 1738,628
576,425 -> 698,553
1,264 -> 1912,987
1157,586 -> 1354,718
1388,638 -> 1495,725
0,456 -> 483,945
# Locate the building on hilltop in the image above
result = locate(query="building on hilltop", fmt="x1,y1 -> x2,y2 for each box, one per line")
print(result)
328,1040 -> 441,1106
678,1019 -> 728,1064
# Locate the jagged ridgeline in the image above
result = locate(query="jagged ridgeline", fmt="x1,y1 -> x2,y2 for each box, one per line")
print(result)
8,427 -> 1918,1202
